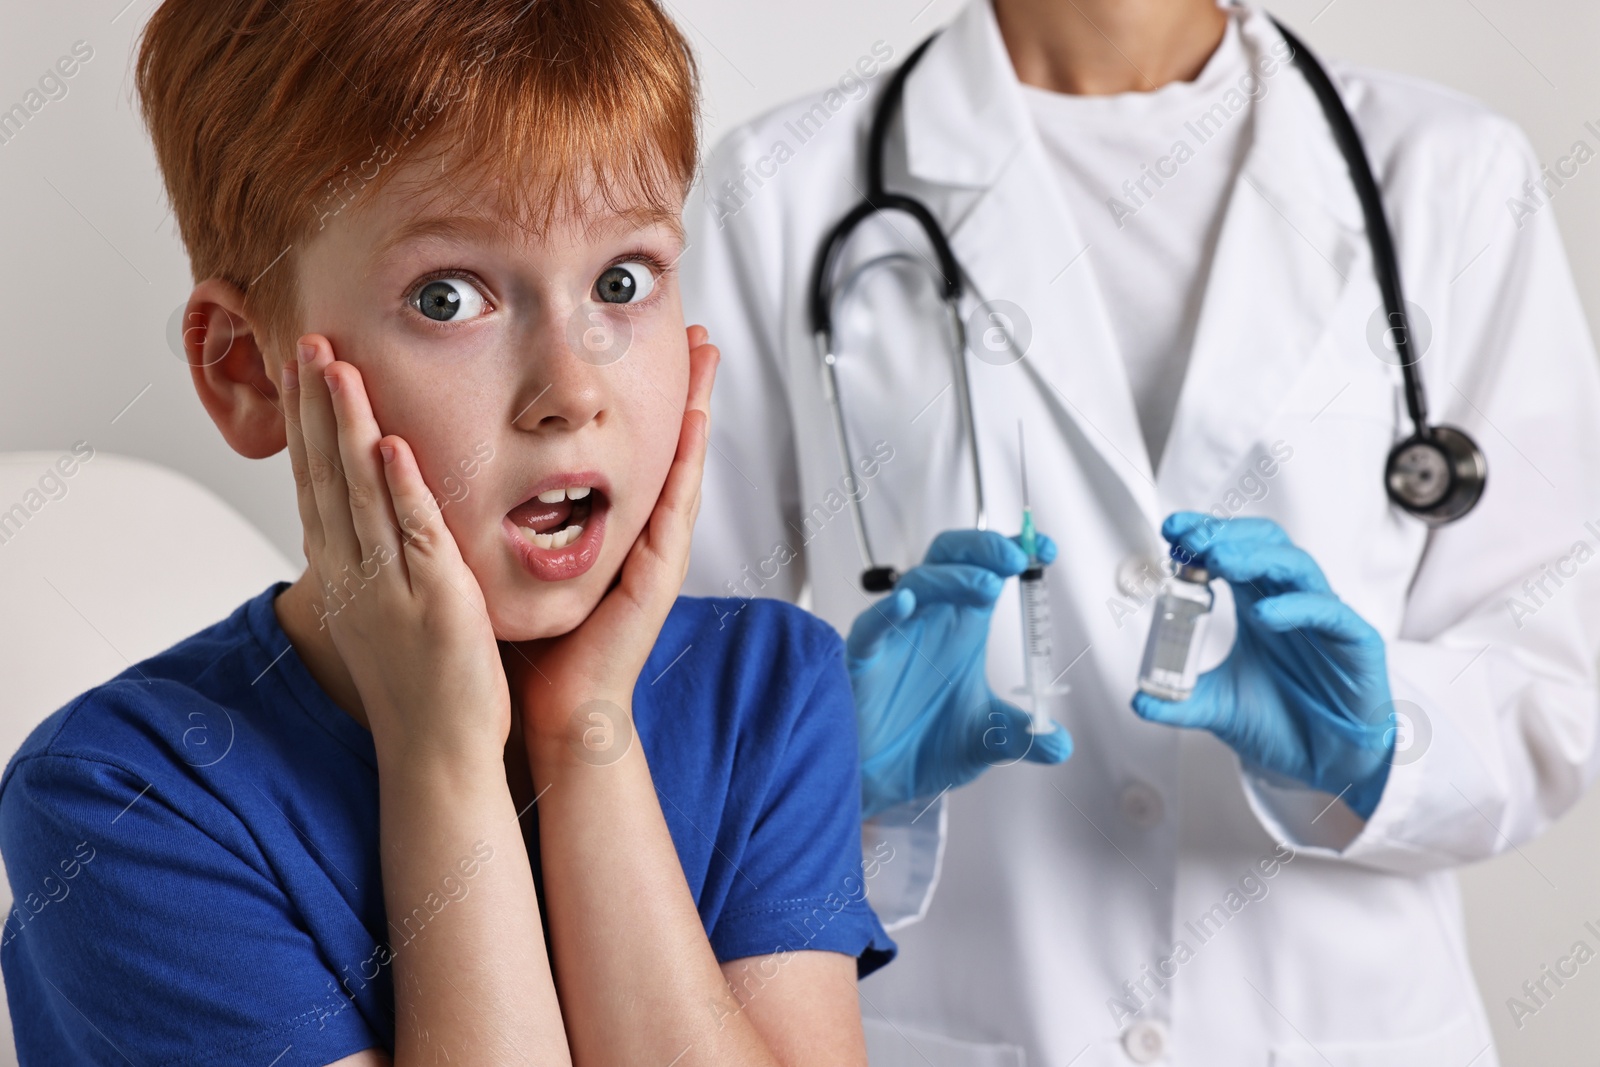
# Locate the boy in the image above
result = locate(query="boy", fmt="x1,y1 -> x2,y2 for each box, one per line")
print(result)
0,1 -> 893,1063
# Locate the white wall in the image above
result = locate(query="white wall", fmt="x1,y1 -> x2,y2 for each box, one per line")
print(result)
2,1 -> 1598,1062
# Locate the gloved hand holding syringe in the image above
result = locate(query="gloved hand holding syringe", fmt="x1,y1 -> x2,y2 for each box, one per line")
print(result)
843,424 -> 1072,817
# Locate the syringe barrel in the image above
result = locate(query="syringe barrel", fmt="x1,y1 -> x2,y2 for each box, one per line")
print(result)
1018,567 -> 1057,732
1020,567 -> 1053,683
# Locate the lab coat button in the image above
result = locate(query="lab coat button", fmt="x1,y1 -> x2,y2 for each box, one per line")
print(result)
1121,1018 -> 1168,1063
1116,554 -> 1166,598
1119,782 -> 1164,828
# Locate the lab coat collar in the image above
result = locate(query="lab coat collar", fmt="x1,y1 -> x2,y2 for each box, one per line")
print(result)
1156,5 -> 1365,502
901,0 -> 1023,190
901,1 -> 1362,228
898,1 -> 1365,531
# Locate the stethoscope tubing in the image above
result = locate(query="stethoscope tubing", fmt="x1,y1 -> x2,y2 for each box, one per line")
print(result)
809,16 -> 1487,590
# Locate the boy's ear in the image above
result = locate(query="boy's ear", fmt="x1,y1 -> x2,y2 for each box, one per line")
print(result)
184,278 -> 287,460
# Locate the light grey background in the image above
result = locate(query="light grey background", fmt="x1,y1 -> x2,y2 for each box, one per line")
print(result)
2,1 -> 1598,1063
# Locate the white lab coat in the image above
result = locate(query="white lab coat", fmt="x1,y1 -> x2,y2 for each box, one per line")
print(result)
681,3 -> 1600,1064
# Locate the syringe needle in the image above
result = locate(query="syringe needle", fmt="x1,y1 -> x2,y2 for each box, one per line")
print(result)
1018,420 -> 1029,509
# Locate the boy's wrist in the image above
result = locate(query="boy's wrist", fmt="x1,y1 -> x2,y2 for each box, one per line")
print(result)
375,733 -> 513,790
523,693 -> 639,776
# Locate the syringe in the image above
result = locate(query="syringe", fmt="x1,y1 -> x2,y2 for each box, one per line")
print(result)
1016,423 -> 1062,735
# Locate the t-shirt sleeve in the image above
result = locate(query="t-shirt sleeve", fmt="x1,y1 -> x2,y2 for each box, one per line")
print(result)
0,752 -> 380,1066
708,621 -> 897,977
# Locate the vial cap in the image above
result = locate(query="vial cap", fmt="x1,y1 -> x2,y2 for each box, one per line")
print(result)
1167,544 -> 1208,583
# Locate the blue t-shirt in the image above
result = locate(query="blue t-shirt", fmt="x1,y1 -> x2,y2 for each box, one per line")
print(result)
0,582 -> 893,1065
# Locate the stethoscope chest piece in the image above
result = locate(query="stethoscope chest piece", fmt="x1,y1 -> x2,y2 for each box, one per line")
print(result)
1384,425 -> 1487,525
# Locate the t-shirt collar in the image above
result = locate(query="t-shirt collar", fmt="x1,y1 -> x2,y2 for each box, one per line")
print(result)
242,581 -> 379,772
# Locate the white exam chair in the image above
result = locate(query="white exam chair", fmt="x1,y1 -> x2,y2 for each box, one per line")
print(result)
0,451 -> 296,1065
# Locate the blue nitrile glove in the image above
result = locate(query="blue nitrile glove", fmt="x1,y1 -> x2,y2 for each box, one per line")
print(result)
849,529 -> 1073,819
1131,512 -> 1396,818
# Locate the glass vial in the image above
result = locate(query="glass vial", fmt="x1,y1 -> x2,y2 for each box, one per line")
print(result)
1137,562 -> 1215,701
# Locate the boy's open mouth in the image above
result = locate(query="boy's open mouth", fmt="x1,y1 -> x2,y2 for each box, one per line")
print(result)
506,484 -> 603,549
502,473 -> 612,583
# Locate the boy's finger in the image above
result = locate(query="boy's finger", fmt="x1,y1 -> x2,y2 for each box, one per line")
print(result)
682,339 -> 717,531
684,339 -> 718,420
654,338 -> 718,525
656,406 -> 711,557
379,435 -> 466,595
638,345 -> 718,582
612,339 -> 719,620
323,360 -> 402,569
280,358 -> 327,564
296,336 -> 363,570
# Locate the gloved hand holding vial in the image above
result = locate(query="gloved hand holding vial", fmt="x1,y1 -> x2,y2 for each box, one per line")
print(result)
1131,512 -> 1398,818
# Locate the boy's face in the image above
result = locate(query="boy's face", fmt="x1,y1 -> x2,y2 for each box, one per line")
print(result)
292,150 -> 688,641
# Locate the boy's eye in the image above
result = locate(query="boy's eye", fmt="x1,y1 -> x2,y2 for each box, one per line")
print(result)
594,262 -> 656,305
410,277 -> 488,322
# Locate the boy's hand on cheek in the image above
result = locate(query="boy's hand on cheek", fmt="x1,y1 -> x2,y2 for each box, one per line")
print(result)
510,326 -> 719,760
284,335 -> 511,769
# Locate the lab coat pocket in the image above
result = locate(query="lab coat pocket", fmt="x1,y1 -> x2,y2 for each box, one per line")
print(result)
1267,1011 -> 1491,1067
863,1017 -> 1026,1066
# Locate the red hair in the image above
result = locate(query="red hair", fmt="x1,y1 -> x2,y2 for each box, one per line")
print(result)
135,0 -> 699,360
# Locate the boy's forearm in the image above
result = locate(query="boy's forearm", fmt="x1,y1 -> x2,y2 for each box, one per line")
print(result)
529,717 -> 780,1067
378,748 -> 569,1066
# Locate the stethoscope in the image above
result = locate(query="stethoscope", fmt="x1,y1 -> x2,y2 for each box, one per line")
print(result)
809,18 -> 1488,594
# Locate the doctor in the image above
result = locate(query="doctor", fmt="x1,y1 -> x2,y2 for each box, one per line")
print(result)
683,0 -> 1600,1063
